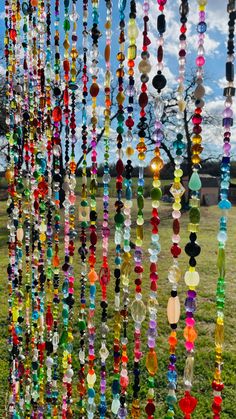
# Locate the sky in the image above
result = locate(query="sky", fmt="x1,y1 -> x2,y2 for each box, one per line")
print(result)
0,1 -> 234,163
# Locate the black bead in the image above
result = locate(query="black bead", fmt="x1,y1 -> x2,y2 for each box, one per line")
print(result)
152,71 -> 167,93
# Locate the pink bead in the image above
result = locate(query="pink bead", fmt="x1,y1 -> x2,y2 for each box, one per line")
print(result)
143,2 -> 150,13
185,341 -> 194,351
223,142 -> 231,153
199,11 -> 205,20
223,108 -> 233,118
196,55 -> 205,67
172,210 -> 181,219
186,317 -> 195,327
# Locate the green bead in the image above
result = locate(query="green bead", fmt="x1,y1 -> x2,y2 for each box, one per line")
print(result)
137,195 -> 144,210
60,330 -> 68,346
90,179 -> 97,194
33,171 -> 40,179
217,248 -> 225,278
47,248 -> 52,258
116,125 -> 124,134
114,212 -> 124,226
189,207 -> 200,223
64,19 -> 70,31
148,377 -> 155,388
81,200 -> 88,207
78,319 -> 86,330
189,171 -> 201,191
54,214 -> 60,221
81,221 -> 88,228
151,187 -> 162,201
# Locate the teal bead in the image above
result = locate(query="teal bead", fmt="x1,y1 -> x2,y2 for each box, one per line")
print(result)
189,171 -> 202,191
218,199 -> 232,210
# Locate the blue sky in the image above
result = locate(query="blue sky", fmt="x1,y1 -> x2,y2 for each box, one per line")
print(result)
0,1 -> 233,162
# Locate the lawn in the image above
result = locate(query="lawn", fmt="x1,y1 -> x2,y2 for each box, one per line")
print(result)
0,197 -> 235,418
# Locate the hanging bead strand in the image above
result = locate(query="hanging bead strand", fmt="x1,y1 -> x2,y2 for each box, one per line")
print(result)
165,1 -> 188,417
130,0 -> 153,416
111,0 -> 127,415
179,1 -> 207,417
49,0 -> 61,414
77,0 -> 89,414
86,1 -> 101,416
211,2 -> 235,418
143,0 -> 167,417
118,1 -> 138,418
98,1 -> 112,418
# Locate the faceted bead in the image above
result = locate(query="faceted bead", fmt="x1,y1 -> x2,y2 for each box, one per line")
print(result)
183,356 -> 194,387
189,207 -> 200,223
145,401 -> 155,415
131,299 -> 146,323
184,326 -> 197,342
179,391 -> 198,415
184,270 -> 200,287
215,322 -> 224,348
52,106 -> 62,122
168,265 -> 181,284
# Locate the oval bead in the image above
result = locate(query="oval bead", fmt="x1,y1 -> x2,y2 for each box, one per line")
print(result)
167,296 -> 180,324
184,270 -> 200,287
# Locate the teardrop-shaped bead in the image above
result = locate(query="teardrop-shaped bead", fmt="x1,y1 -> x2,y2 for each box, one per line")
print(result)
189,171 -> 201,191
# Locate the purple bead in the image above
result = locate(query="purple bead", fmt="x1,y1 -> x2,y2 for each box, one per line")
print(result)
148,337 -> 155,348
149,319 -> 156,328
224,108 -> 233,118
199,11 -> 205,20
185,297 -> 196,312
188,290 -> 196,298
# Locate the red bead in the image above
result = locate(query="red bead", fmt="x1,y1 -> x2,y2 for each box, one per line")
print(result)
116,159 -> 124,176
212,381 -> 224,392
171,244 -> 181,257
179,391 -> 198,415
157,46 -> 163,63
145,402 -> 155,415
173,219 -> 180,234
52,106 -> 62,122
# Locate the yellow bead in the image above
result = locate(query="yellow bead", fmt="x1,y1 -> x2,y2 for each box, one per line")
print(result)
146,350 -> 158,376
188,223 -> 199,233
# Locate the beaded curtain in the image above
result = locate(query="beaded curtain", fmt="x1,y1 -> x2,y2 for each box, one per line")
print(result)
3,0 -> 234,418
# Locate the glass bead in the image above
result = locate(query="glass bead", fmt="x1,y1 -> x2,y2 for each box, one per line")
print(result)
167,296 -> 180,324
184,270 -> 200,287
131,299 -> 146,323
189,171 -> 202,191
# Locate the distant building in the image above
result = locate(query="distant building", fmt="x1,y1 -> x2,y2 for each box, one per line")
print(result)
182,174 -> 219,206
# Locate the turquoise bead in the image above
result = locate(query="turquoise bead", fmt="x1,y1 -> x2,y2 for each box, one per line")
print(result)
218,199 -> 232,210
189,171 -> 202,191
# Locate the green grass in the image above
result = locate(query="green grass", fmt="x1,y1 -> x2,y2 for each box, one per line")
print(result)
0,198 -> 235,418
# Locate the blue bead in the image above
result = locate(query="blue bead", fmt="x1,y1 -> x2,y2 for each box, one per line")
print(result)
167,370 -> 177,382
197,21 -> 207,33
218,199 -> 232,210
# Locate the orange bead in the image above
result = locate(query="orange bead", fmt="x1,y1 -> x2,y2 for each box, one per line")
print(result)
88,268 -> 98,284
184,326 -> 197,342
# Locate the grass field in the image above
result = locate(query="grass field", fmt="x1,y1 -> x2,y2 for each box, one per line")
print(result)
0,197 -> 235,418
